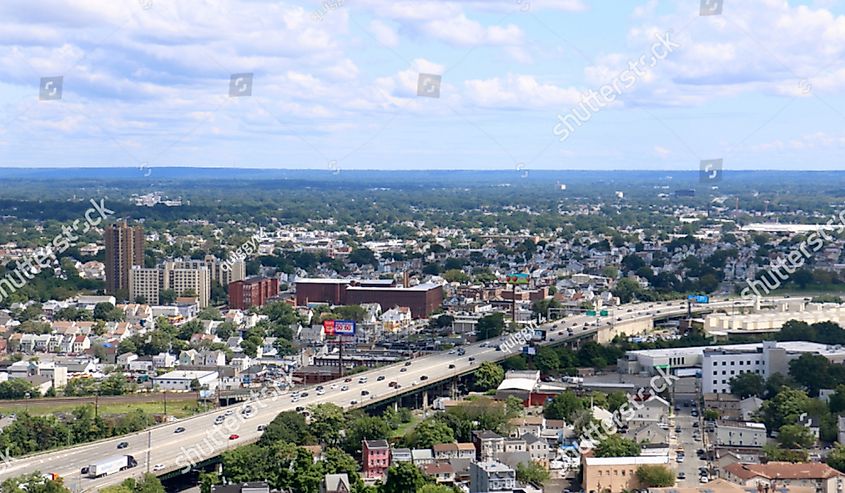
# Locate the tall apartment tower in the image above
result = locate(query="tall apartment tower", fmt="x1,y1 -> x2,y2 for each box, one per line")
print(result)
104,222 -> 144,295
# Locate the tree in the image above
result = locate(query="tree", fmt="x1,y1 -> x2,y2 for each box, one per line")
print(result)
309,403 -> 346,447
159,289 -> 176,305
789,353 -> 837,396
405,418 -> 455,449
612,278 -> 641,303
515,461 -> 550,484
729,372 -> 765,398
762,443 -> 808,462
703,409 -> 720,421
442,269 -> 469,283
476,313 -> 505,340
1,473 -> 71,493
260,411 -> 314,446
348,248 -> 378,267
777,424 -> 815,449
635,465 -> 674,487
594,435 -> 640,458
0,379 -> 40,400
827,444 -> 845,473
343,415 -> 391,456
543,392 -> 584,421
760,387 -> 811,432
474,362 -> 505,391
535,346 -> 560,374
383,462 -> 427,493
100,474 -> 165,493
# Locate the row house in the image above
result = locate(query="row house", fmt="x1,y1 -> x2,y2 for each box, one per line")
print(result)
432,443 -> 476,461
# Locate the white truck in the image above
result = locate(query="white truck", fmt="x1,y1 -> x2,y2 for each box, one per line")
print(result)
87,455 -> 137,478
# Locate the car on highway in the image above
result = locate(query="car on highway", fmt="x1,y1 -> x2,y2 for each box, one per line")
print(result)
341,385 -> 349,391
214,416 -> 225,425
404,361 -> 412,366
229,434 -> 239,440
80,467 -> 89,475
330,384 -> 338,390
448,364 -> 455,369
420,375 -> 428,381
225,410 -> 234,416
377,375 -> 385,381
344,377 -> 353,382
174,427 -> 185,434
316,389 -> 325,395
388,381 -> 398,388
677,472 -> 686,480
257,425 -> 267,431
153,464 -> 165,472
350,400 -> 358,405
361,390 -> 370,396
295,406 -> 305,412
699,476 -> 709,484
300,392 -> 309,397
400,368 -> 408,372
117,442 -> 128,449
468,357 -> 475,362
676,454 -> 685,463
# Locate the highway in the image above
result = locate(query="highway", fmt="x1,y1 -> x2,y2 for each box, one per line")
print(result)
0,296 -> 783,491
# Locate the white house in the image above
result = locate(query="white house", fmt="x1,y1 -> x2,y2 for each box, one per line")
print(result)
153,370 -> 218,392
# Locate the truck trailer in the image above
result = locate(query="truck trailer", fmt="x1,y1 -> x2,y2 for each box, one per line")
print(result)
87,455 -> 137,478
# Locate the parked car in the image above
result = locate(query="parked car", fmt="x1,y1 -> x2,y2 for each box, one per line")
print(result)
117,442 -> 128,449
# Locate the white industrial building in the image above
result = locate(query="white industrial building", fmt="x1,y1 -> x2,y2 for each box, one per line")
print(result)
618,341 -> 845,395
153,370 -> 218,392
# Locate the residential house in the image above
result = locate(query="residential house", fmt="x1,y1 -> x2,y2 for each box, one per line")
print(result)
423,463 -> 455,484
509,416 -> 543,438
582,454 -> 671,493
714,421 -> 767,448
524,433 -> 550,469
390,448 -> 412,466
504,438 -> 526,454
473,430 -> 505,462
179,349 -> 199,366
152,352 -> 177,369
362,440 -> 390,479
320,474 -> 351,493
412,449 -> 434,466
723,462 -> 845,493
469,461 -> 515,493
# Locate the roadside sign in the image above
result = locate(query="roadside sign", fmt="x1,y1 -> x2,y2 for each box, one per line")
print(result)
334,320 -> 357,336
506,273 -> 530,285
586,310 -> 596,316
322,319 -> 335,337
599,310 -> 609,316
687,295 -> 710,304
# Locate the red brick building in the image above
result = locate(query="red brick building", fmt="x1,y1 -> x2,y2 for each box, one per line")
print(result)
362,439 -> 390,479
295,278 -> 443,318
228,277 -> 279,310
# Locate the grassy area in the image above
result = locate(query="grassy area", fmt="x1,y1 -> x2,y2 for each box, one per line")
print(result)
0,396 -> 201,418
390,413 -> 422,440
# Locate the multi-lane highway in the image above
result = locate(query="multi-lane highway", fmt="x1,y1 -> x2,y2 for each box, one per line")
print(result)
0,296 -> 782,491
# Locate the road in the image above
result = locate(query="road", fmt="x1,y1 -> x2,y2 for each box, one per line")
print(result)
0,296 -> 785,491
671,404 -> 708,486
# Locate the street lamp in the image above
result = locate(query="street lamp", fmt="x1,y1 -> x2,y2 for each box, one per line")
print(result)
24,392 -> 30,412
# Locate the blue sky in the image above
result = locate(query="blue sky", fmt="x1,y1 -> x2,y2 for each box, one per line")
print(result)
1,0 -> 844,171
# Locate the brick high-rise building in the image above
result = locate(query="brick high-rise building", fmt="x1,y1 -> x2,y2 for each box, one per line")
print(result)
104,222 -> 144,295
229,277 -> 279,310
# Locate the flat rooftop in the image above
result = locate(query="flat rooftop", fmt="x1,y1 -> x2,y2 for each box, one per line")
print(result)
628,341 -> 845,359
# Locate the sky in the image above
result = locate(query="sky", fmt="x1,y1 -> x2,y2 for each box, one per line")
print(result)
1,0 -> 845,171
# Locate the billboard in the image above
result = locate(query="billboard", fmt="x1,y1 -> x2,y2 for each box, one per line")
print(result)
322,319 -> 336,337
687,295 -> 710,304
506,273 -> 530,285
522,346 -> 536,356
334,319 -> 357,336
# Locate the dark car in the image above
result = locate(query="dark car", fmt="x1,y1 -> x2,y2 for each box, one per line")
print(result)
377,375 -> 385,381
420,375 -> 428,381
400,368 -> 408,372
174,427 -> 185,433
448,364 -> 455,369
81,467 -> 89,475
404,361 -> 412,366
117,441 -> 128,449
344,377 -> 353,382
361,390 -> 370,396
468,357 -> 476,362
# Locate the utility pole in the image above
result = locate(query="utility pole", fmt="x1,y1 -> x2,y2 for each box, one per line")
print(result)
94,391 -> 99,419
163,390 -> 167,415
511,283 -> 516,323
146,431 -> 151,473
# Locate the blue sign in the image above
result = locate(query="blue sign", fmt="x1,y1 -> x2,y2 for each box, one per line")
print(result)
334,320 -> 357,336
687,295 -> 709,303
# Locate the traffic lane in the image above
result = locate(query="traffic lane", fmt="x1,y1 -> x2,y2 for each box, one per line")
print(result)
674,408 -> 706,486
